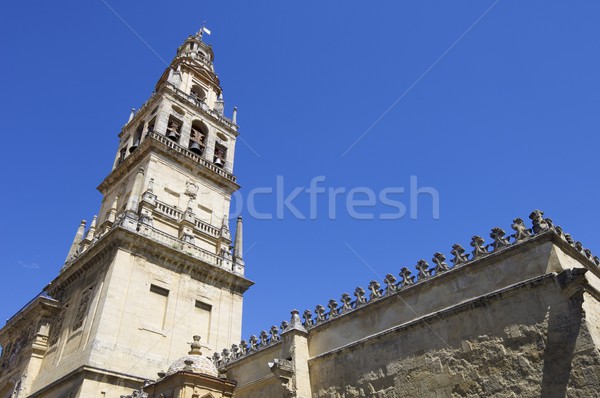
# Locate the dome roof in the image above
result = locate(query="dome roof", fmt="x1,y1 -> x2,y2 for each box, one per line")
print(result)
167,354 -> 218,377
166,335 -> 218,377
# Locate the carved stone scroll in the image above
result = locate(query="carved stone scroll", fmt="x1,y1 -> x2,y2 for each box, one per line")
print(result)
470,235 -> 489,259
511,218 -> 532,242
490,227 -> 511,251
451,244 -> 469,266
432,252 -> 450,273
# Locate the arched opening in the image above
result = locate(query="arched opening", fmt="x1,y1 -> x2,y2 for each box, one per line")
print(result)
129,123 -> 143,153
189,120 -> 207,155
166,115 -> 182,142
190,84 -> 206,103
213,142 -> 227,168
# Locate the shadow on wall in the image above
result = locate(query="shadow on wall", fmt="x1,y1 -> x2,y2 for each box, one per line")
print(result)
540,290 -> 583,398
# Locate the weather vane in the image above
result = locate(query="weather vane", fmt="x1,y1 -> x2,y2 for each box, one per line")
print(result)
198,21 -> 212,38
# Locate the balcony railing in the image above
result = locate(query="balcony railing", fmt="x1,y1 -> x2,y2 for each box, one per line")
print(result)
137,224 -> 228,270
154,200 -> 222,239
148,131 -> 237,183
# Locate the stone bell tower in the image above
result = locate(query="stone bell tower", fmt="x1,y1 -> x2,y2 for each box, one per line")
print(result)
0,27 -> 253,398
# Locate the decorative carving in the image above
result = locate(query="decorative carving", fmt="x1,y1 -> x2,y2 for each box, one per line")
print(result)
239,339 -> 248,355
529,210 -> 549,234
368,280 -> 383,300
470,235 -> 489,259
269,358 -> 295,398
188,335 -> 202,354
565,234 -> 575,245
327,299 -> 339,318
354,287 -> 367,307
584,249 -> 593,261
185,181 -> 198,198
280,321 -> 289,333
415,260 -> 431,280
302,310 -> 314,328
270,325 -> 281,342
490,227 -> 511,251
231,344 -> 240,359
259,330 -> 269,347
594,256 -> 600,267
575,241 -> 584,253
432,252 -> 450,273
384,274 -> 398,295
340,293 -> 353,313
511,218 -> 532,242
248,335 -> 258,351
451,244 -> 469,266
399,267 -> 414,286
212,352 -> 221,367
221,348 -> 230,364
73,286 -> 94,331
315,305 -> 327,324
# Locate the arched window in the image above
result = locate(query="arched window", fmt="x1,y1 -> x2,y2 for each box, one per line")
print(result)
189,120 -> 208,155
190,84 -> 206,103
213,143 -> 227,167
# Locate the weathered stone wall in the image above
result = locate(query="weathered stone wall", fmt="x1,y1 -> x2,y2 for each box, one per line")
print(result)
223,233 -> 600,398
309,273 -> 600,397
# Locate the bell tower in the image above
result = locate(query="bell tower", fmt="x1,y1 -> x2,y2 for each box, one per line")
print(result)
0,27 -> 253,398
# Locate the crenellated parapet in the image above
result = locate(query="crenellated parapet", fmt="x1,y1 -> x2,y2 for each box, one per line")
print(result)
214,210 -> 600,368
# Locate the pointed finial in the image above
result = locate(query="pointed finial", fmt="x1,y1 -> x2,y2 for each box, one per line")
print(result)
232,107 -> 238,124
84,215 -> 98,241
65,220 -> 86,263
284,309 -> 307,334
105,196 -> 119,224
233,216 -> 244,262
128,108 -> 135,123
188,335 -> 203,355
221,216 -> 232,241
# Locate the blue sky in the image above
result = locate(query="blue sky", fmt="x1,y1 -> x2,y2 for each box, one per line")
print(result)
1,1 -> 599,341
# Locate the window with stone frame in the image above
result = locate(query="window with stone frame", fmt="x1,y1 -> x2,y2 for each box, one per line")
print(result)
72,285 -> 95,331
147,284 -> 170,330
195,300 -> 212,342
49,303 -> 68,347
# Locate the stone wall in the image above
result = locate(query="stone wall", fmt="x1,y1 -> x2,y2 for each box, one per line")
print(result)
221,213 -> 600,397
309,273 -> 600,397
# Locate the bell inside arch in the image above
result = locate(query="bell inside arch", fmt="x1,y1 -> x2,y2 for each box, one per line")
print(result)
214,158 -> 224,167
166,130 -> 179,141
189,141 -> 204,155
129,139 -> 140,153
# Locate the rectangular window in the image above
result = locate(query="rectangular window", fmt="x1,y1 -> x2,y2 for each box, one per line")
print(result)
147,284 -> 169,330
195,300 -> 212,342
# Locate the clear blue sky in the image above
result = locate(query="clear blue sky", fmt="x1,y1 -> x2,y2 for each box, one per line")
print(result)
1,1 -> 599,340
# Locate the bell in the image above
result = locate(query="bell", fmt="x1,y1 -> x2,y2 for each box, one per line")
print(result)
129,139 -> 140,153
166,130 -> 179,141
189,141 -> 204,155
214,158 -> 224,167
